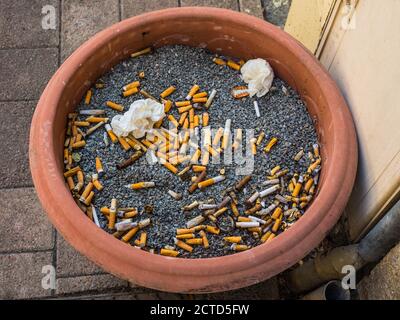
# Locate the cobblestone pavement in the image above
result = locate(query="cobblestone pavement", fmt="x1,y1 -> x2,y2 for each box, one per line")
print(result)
0,0 -> 283,300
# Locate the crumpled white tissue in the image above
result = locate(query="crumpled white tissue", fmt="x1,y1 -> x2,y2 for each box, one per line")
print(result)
111,98 -> 165,138
241,58 -> 274,97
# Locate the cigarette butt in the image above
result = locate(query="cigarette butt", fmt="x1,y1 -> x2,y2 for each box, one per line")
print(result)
271,207 -> 283,220
121,226 -> 139,242
176,228 -> 195,235
205,89 -> 217,108
92,174 -> 103,191
174,238 -> 193,252
86,116 -> 109,123
131,47 -> 151,58
192,97 -> 207,103
188,170 -> 207,193
192,165 -> 206,172
176,233 -> 195,239
231,201 -> 240,217
106,101 -> 124,112
105,124 -> 118,143
84,89 -> 92,105
123,81 -> 140,91
193,92 -> 207,99
231,244 -> 249,251
178,112 -> 188,126
198,175 -> 225,190
160,248 -> 179,257
160,86 -> 176,98
205,225 -> 220,235
186,85 -> 200,100
80,182 -> 93,201
261,231 -> 272,243
177,105 -> 192,114
84,191 -> 95,205
66,176 -> 75,190
227,60 -> 241,71
72,140 -> 86,149
270,165 -> 281,176
159,158 -> 178,174
123,87 -> 139,97
128,181 -> 155,190
74,121 -> 90,127
118,136 -> 131,151
304,177 -> 314,193
175,100 -> 191,107
213,57 -> 226,65
238,216 -> 252,222
292,176 -> 304,197
223,236 -> 242,243
256,132 -> 265,145
95,157 -> 104,174
186,215 -> 205,229
164,100 -> 173,113
198,230 -> 209,249
264,137 -> 278,153
272,217 -> 282,233
221,119 -> 231,149
185,238 -> 203,245
313,143 -> 320,158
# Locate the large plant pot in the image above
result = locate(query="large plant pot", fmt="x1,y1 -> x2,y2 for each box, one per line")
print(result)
29,7 -> 357,293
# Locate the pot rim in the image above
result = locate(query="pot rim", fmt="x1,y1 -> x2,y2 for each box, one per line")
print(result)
29,7 -> 357,292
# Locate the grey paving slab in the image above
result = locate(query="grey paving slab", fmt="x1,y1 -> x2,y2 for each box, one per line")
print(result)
0,188 -> 54,253
0,0 -> 60,49
0,251 -> 53,299
358,243 -> 400,300
0,101 -> 36,188
181,0 -> 239,10
56,234 -> 104,276
0,48 -> 58,100
61,0 -> 119,62
56,273 -> 127,295
121,0 -> 178,19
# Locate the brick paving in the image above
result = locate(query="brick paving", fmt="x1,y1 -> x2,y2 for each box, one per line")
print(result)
0,0 -> 282,300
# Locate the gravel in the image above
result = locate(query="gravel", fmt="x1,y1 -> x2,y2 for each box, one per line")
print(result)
72,45 -> 319,258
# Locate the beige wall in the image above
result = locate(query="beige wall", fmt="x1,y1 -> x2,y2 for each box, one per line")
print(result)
286,0 -> 400,241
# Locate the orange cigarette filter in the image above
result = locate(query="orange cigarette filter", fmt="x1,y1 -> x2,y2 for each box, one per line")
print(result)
139,232 -> 147,247
84,89 -> 92,105
185,238 -> 203,245
84,191 -> 95,205
193,92 -> 208,99
92,174 -> 103,191
160,158 -> 178,174
199,230 -> 209,249
193,115 -> 199,127
186,85 -> 200,100
266,233 -> 276,243
72,140 -> 86,149
202,112 -> 209,126
124,210 -> 138,219
123,81 -> 140,91
80,182 -> 94,201
178,112 -> 188,126
192,97 -> 208,103
261,231 -> 272,243
264,137 -> 278,153
190,148 -> 201,164
121,226 -> 139,242
164,99 -> 173,113
66,176 -> 74,190
160,248 -> 179,257
95,157 -> 103,174
212,127 -> 224,146
160,86 -> 176,98
272,217 -> 282,233
230,201 -> 240,217
86,116 -> 109,123
205,225 -> 220,235
118,136 -> 131,151
168,115 -> 179,127
227,60 -> 241,71
223,236 -> 242,243
182,118 -> 189,129
292,176 -> 304,197
232,244 -> 249,251
304,177 -> 314,193
178,105 -> 193,114
175,100 -> 191,107
106,101 -> 124,112
108,198 -> 117,230
213,57 -> 226,65
123,87 -> 139,97
176,233 -> 195,240
308,158 -> 321,173
176,228 -> 195,235
174,238 -> 193,252
192,165 -> 206,172
105,124 -> 118,143
74,121 -> 90,127
271,207 -> 283,220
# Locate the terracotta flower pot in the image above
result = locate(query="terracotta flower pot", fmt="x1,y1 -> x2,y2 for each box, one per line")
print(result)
29,7 -> 357,293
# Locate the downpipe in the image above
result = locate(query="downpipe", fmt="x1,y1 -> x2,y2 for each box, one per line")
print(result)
287,199 -> 400,293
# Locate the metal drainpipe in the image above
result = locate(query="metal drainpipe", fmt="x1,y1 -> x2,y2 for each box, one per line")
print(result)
287,199 -> 400,293
301,281 -> 351,300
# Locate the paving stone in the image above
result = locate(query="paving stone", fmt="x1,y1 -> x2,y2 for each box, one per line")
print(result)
0,101 -> 36,189
239,0 -> 264,18
358,243 -> 400,300
0,48 -> 58,100
61,0 -> 119,62
0,251 -> 53,299
0,0 -> 59,49
56,274 -> 127,295
121,0 -> 178,19
0,188 -> 54,253
56,234 -> 104,276
180,0 -> 239,10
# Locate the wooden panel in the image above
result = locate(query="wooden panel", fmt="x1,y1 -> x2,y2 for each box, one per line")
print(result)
319,0 -> 400,241
284,0 -> 336,53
